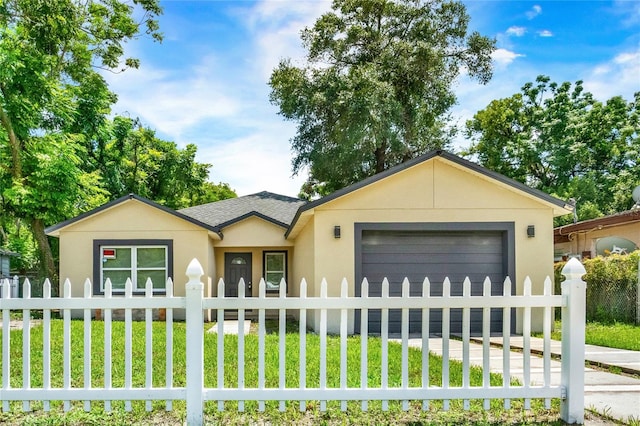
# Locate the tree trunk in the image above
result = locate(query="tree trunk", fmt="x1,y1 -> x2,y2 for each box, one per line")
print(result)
0,102 -> 22,179
31,218 -> 57,284
374,142 -> 387,174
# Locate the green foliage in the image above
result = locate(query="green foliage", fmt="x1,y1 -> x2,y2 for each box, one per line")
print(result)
0,0 -> 163,279
555,251 -> 639,324
0,219 -> 38,273
98,117 -> 237,209
466,76 -> 640,224
270,0 -> 495,197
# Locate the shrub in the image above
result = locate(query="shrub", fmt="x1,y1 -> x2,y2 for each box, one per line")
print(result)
554,250 -> 639,324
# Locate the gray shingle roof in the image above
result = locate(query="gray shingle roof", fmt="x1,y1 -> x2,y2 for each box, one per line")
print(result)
179,191 -> 307,229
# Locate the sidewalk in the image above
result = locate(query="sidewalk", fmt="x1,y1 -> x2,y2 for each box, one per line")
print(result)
472,336 -> 640,376
412,336 -> 640,424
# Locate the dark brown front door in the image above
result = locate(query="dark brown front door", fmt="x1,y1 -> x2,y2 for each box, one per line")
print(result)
224,253 -> 252,297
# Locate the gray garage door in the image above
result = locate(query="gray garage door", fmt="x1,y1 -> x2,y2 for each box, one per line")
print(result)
359,229 -> 509,336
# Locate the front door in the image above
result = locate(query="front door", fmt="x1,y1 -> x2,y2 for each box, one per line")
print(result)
224,253 -> 252,297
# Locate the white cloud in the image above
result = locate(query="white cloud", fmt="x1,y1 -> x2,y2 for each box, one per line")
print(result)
197,128 -> 306,197
582,48 -> 640,101
538,30 -> 553,37
614,0 -> 640,27
506,26 -> 526,37
526,5 -> 542,20
101,1 -> 329,197
491,48 -> 525,66
242,0 -> 332,79
104,55 -> 242,141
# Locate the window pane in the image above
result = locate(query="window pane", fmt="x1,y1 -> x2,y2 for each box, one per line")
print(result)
103,270 -> 131,290
231,257 -> 246,265
266,272 -> 283,289
137,270 -> 167,289
103,248 -> 131,268
137,247 -> 166,268
266,253 -> 284,271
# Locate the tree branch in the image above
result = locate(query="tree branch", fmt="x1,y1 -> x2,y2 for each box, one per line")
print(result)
0,84 -> 22,179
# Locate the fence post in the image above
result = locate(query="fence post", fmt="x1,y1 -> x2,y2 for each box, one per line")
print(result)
185,259 -> 204,426
13,276 -> 19,298
560,257 -> 586,424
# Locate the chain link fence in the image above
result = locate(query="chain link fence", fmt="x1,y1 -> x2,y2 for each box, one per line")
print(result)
1,275 -> 58,298
555,251 -> 639,324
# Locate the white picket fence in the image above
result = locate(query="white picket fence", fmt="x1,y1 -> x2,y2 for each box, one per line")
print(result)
1,258 -> 587,425
0,276 -> 19,298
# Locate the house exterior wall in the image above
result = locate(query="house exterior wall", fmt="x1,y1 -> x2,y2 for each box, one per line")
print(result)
555,222 -> 640,259
212,246 -> 293,297
212,217 -> 293,303
1,255 -> 10,278
215,216 -> 294,248
300,157 -> 559,333
57,200 -> 210,319
291,218 -> 315,329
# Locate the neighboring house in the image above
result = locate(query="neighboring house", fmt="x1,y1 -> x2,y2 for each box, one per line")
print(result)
554,209 -> 640,260
0,249 -> 19,279
45,150 -> 572,335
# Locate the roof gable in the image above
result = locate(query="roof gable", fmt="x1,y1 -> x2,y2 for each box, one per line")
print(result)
285,150 -> 573,238
179,191 -> 306,230
45,194 -> 222,237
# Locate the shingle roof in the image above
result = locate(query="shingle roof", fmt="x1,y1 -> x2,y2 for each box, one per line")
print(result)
179,191 -> 307,229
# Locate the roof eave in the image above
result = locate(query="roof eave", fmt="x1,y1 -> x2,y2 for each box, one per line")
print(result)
554,209 -> 640,236
45,193 -> 223,238
218,211 -> 290,230
285,150 -> 573,235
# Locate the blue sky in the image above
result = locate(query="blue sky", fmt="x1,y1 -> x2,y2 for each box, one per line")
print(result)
104,1 -> 640,197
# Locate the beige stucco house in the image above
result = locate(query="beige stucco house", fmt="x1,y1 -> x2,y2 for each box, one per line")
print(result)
554,209 -> 640,260
46,150 -> 573,334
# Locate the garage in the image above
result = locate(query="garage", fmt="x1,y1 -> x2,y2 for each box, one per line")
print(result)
355,223 -> 515,336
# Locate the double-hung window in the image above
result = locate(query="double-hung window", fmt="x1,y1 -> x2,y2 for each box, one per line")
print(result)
263,251 -> 287,292
94,240 -> 172,294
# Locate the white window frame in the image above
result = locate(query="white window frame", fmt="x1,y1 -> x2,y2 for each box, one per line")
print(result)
100,245 -> 168,293
263,251 -> 287,293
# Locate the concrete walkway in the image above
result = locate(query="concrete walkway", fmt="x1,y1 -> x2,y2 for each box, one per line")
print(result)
207,320 -> 251,335
412,336 -> 640,424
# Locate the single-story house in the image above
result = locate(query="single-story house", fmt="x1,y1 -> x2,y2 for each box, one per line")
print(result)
46,150 -> 573,334
554,209 -> 640,260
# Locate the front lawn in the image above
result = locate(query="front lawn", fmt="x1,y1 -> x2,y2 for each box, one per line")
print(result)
0,319 -> 564,424
545,320 -> 640,351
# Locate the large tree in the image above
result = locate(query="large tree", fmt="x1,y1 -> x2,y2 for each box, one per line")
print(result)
465,76 -> 640,223
269,0 -> 495,197
0,0 -> 162,280
100,117 -> 237,209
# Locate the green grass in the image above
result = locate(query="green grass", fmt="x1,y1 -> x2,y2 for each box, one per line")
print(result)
542,320 -> 640,351
0,319 -> 563,424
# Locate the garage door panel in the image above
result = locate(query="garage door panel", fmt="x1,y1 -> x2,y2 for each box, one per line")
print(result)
360,229 -> 508,336
364,277 -> 503,298
362,252 -> 503,265
365,265 -> 502,286
366,308 -> 505,336
362,243 -> 502,256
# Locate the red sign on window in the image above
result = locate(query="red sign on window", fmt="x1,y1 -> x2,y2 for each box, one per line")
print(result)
102,248 -> 116,259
